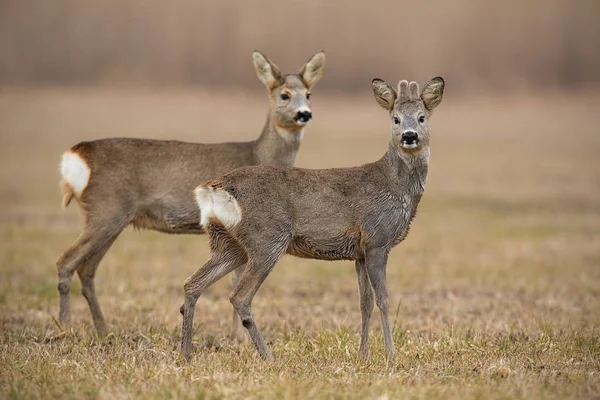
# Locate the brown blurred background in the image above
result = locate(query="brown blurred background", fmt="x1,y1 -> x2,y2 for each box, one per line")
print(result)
1,0 -> 599,92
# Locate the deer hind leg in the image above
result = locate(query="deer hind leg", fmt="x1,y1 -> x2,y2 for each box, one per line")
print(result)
56,232 -> 95,329
355,258 -> 374,358
181,225 -> 246,361
229,239 -> 288,361
230,264 -> 246,340
56,210 -> 129,334
76,233 -> 121,335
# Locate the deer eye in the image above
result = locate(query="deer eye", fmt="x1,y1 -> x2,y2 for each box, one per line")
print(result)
306,93 -> 311,100
393,117 -> 400,125
418,115 -> 425,123
280,93 -> 290,101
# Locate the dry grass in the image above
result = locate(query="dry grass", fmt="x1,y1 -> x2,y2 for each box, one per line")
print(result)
1,87 -> 599,399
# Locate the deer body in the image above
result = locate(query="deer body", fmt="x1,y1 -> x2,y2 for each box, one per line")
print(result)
62,130 -> 297,235
56,51 -> 325,335
180,77 -> 444,361
207,150 -> 427,262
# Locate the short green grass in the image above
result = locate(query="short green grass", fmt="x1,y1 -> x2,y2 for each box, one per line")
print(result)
1,89 -> 599,399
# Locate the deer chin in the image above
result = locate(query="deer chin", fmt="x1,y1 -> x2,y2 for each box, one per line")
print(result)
397,142 -> 429,157
401,142 -> 419,150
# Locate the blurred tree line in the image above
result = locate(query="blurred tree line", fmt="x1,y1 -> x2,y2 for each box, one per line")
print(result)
0,0 -> 598,92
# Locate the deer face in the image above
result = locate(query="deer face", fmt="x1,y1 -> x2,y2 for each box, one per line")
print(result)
253,50 -> 325,139
271,75 -> 313,131
372,77 -> 445,155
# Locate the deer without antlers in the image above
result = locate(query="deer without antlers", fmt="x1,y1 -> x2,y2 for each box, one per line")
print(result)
56,50 -> 325,335
181,76 -> 445,361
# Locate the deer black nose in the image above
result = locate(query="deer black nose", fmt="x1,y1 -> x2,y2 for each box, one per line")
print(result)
401,130 -> 418,144
295,111 -> 312,123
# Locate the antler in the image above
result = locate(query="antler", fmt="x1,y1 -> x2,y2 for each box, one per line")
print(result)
397,80 -> 421,102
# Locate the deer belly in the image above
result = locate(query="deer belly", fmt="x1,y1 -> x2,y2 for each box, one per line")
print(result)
286,234 -> 361,261
130,206 -> 203,234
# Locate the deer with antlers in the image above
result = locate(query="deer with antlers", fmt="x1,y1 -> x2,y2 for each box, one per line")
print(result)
180,76 -> 445,360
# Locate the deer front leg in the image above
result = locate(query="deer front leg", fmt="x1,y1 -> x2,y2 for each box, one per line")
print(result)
355,258 -> 374,358
364,247 -> 395,359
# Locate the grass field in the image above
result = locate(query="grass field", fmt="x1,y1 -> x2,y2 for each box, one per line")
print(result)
1,87 -> 599,399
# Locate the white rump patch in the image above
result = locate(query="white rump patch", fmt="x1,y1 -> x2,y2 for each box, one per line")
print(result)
195,186 -> 242,229
60,151 -> 90,196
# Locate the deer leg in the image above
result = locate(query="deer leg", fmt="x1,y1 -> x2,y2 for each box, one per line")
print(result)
75,233 -> 120,335
57,208 -> 129,334
230,264 -> 246,340
229,249 -> 284,361
364,247 -> 395,359
355,258 -> 374,358
56,232 -> 95,329
180,251 -> 245,361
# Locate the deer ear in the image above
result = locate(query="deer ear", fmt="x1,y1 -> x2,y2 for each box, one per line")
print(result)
253,50 -> 283,89
421,77 -> 445,112
299,51 -> 326,88
372,79 -> 397,111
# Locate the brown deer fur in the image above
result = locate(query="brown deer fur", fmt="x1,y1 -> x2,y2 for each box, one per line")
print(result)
180,77 -> 445,361
56,50 -> 325,335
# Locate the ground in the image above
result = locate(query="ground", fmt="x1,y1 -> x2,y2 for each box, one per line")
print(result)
0,87 -> 599,399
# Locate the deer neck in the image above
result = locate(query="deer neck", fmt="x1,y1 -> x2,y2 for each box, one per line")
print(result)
253,114 -> 303,166
382,144 -> 430,199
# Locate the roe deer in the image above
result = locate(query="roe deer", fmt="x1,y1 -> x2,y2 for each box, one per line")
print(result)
56,50 -> 325,335
180,77 -> 445,361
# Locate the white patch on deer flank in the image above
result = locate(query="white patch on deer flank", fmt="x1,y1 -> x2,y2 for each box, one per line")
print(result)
60,151 -> 90,196
195,186 -> 242,229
